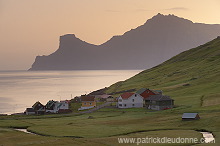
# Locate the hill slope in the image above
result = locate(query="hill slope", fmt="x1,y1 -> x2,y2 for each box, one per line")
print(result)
29,13 -> 220,70
107,36 -> 220,107
105,37 -> 220,142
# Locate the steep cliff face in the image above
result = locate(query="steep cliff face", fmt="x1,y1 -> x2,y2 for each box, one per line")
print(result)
30,34 -> 98,70
29,14 -> 220,70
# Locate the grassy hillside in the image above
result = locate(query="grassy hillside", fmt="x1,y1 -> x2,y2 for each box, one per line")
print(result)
1,37 -> 220,145
107,36 -> 220,108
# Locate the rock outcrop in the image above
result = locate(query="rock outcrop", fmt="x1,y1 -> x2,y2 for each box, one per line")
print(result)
29,13 -> 220,70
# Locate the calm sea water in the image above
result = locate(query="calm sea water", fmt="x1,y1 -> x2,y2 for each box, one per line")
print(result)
0,70 -> 141,114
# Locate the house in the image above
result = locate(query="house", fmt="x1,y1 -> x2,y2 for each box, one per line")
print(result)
96,94 -> 114,102
45,100 -> 69,113
105,95 -> 114,102
146,95 -> 174,110
78,96 -> 96,110
25,108 -> 35,115
117,92 -> 143,108
32,101 -> 45,115
45,100 -> 56,113
136,88 -> 157,99
58,100 -> 70,113
182,113 -> 200,121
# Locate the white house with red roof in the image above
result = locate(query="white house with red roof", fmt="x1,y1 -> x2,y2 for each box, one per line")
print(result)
117,92 -> 144,108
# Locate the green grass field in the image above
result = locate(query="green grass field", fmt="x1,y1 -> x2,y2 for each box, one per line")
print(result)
0,108 -> 219,145
1,37 -> 220,145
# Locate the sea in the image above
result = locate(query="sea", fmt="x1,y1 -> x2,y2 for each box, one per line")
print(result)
0,70 -> 141,115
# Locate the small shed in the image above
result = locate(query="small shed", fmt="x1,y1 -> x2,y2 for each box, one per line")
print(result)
182,113 -> 200,121
97,94 -> 114,102
25,108 -> 35,115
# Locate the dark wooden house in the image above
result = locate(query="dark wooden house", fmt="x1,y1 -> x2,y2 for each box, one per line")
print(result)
32,101 -> 45,115
146,95 -> 174,110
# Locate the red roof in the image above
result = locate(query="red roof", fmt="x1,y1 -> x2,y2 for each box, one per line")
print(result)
140,90 -> 156,99
120,92 -> 134,99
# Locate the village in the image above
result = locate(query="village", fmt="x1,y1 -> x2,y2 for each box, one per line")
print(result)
24,88 -> 199,121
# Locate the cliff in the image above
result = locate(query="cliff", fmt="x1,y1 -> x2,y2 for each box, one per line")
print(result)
29,13 -> 220,70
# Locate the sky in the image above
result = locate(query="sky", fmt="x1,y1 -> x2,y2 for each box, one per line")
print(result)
0,0 -> 220,70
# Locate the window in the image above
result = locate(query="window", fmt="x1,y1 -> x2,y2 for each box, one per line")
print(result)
119,99 -> 122,102
90,103 -> 92,105
132,99 -> 134,102
132,104 -> 135,106
119,104 -> 122,106
124,104 -> 126,107
84,103 -> 86,105
135,94 -> 137,97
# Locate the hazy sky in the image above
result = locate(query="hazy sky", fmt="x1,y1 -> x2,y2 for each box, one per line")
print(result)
0,0 -> 220,70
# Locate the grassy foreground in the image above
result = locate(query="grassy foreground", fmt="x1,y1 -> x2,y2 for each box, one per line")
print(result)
0,107 -> 219,145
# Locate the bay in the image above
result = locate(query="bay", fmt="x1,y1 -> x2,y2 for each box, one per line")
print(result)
0,70 -> 141,114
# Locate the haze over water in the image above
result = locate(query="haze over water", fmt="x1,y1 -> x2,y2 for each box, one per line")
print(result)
0,70 -> 141,115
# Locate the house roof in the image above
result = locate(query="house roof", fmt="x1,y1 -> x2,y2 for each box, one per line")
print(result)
81,96 -> 95,101
136,88 -> 149,95
32,101 -> 44,108
182,113 -> 199,118
97,94 -> 112,99
45,100 -> 56,108
136,88 -> 162,98
147,95 -> 173,101
120,92 -> 134,99
38,107 -> 45,111
154,90 -> 163,93
57,103 -> 63,109
60,100 -> 68,103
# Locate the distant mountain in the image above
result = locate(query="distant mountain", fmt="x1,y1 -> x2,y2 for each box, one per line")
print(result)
29,13 -> 220,70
